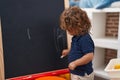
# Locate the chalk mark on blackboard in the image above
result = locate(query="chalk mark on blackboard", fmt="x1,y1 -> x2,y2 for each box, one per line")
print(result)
27,28 -> 31,40
53,27 -> 67,56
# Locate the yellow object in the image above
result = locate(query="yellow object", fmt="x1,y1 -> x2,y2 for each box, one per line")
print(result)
59,73 -> 70,80
64,73 -> 70,80
114,64 -> 120,69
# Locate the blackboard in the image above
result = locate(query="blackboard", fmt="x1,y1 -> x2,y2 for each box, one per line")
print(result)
1,0 -> 68,78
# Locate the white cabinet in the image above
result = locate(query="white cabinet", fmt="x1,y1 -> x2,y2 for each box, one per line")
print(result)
83,8 -> 120,79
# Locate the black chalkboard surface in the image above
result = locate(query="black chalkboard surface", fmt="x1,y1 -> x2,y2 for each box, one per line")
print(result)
1,0 -> 68,78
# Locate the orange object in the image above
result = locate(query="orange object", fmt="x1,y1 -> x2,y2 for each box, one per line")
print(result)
59,73 -> 70,80
64,73 -> 70,80
35,76 -> 66,80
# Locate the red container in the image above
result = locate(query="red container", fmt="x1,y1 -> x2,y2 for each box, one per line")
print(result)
8,68 -> 70,80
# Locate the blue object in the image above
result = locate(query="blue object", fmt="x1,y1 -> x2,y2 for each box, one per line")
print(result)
79,0 -> 102,8
95,0 -> 120,9
69,0 -> 79,7
79,0 -> 120,9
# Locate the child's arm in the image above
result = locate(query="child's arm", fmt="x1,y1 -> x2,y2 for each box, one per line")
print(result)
68,52 -> 94,70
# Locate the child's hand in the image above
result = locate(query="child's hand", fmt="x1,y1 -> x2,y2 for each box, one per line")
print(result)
61,49 -> 69,58
68,62 -> 76,70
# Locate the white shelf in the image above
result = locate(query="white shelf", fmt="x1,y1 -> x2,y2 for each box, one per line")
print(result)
94,65 -> 110,80
86,8 -> 120,79
93,37 -> 118,50
101,8 -> 120,12
82,8 -> 120,13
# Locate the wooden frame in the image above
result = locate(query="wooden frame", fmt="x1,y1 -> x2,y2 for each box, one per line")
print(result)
0,18 -> 4,80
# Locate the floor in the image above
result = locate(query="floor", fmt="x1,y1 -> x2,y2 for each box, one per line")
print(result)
94,76 -> 109,80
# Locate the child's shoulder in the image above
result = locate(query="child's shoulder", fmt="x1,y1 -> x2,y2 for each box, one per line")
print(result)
78,33 -> 92,42
73,33 -> 92,42
81,33 -> 91,39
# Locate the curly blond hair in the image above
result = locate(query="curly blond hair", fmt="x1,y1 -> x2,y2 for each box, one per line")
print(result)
60,6 -> 91,35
